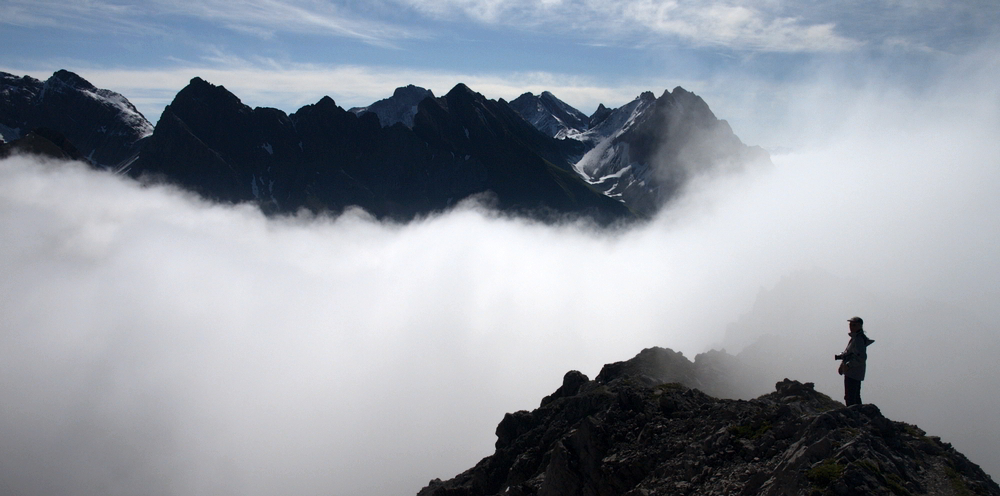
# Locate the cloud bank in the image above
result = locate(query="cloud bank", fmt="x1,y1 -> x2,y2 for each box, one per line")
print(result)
2,44 -> 1000,495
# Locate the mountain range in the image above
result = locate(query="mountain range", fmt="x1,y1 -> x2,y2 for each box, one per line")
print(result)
1,70 -> 768,223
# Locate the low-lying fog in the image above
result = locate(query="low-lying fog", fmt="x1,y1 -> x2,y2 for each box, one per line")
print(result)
2,50 -> 999,494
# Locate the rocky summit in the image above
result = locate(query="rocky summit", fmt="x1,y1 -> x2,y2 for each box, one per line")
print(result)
419,348 -> 999,496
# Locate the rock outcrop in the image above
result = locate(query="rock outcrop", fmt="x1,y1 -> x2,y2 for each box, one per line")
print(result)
419,348 -> 999,496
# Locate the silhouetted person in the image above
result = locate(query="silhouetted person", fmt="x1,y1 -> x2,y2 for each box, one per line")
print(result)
836,316 -> 874,406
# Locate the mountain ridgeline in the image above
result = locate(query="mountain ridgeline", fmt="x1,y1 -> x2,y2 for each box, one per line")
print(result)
419,348 -> 1000,496
1,70 -> 768,223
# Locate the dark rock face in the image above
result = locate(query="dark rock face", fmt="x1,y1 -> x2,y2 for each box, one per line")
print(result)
419,348 -> 999,496
0,70 -> 152,167
132,78 -> 632,223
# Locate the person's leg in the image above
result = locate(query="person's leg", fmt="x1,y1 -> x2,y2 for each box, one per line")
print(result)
844,377 -> 862,406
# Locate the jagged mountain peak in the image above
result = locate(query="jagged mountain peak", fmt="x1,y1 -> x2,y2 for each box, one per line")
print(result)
393,84 -> 432,99
445,82 -> 480,100
47,69 -> 97,92
509,90 -> 589,140
0,69 -> 151,167
316,95 -> 337,108
174,77 -> 246,111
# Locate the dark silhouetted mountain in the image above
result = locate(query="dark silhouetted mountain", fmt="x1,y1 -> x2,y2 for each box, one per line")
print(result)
588,103 -> 613,129
512,88 -> 771,216
0,70 -> 152,167
132,78 -> 632,223
349,84 -> 435,128
419,347 -> 1000,496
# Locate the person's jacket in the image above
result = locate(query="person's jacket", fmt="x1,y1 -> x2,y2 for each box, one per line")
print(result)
840,330 -> 875,380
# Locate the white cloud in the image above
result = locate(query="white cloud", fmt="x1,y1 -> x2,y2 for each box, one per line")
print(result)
0,156 -> 721,495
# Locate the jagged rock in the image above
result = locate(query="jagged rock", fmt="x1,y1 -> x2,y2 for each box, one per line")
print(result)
419,349 -> 999,496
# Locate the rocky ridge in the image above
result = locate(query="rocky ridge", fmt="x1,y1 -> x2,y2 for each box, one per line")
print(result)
419,347 -> 999,496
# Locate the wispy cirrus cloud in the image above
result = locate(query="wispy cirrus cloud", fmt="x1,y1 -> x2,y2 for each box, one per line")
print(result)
0,0 -> 422,47
153,0 -> 426,46
397,0 -> 863,52
4,0 -> 993,54
0,0 -> 154,34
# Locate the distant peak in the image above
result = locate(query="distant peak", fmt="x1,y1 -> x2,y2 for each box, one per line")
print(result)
639,91 -> 656,101
49,70 -> 96,91
173,77 -> 244,110
448,83 -> 475,95
182,77 -> 226,93
392,84 -> 433,99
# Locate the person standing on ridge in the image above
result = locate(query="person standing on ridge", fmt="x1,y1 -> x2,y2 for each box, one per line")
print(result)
836,316 -> 875,406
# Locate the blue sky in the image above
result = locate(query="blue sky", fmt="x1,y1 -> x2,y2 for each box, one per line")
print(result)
2,0 -> 998,147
